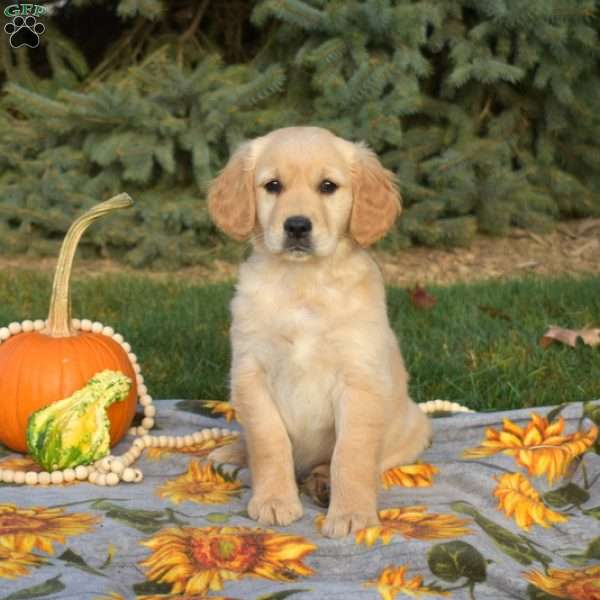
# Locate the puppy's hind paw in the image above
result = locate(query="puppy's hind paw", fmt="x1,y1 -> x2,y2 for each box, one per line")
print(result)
301,464 -> 331,508
207,437 -> 247,466
248,495 -> 304,526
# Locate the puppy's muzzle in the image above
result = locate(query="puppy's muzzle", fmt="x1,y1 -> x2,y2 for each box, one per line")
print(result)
283,215 -> 313,252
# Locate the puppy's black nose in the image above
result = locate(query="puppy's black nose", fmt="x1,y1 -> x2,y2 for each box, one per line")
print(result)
284,215 -> 312,237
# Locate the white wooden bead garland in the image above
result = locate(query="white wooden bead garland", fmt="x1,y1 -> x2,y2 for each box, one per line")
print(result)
0,318 -> 240,486
419,399 -> 474,414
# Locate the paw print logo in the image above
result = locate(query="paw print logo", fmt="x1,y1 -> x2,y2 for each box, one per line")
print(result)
4,16 -> 45,49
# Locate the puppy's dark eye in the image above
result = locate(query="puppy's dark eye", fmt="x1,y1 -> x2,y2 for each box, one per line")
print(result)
264,179 -> 282,194
319,180 -> 338,194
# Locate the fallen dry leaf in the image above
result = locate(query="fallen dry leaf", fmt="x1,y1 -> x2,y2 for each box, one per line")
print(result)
540,325 -> 600,349
409,284 -> 437,309
580,328 -> 600,347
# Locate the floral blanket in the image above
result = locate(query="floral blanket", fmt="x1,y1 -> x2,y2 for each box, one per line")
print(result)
1,399 -> 598,600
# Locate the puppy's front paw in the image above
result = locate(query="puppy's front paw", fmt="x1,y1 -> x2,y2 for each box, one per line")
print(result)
248,495 -> 303,526
321,510 -> 380,538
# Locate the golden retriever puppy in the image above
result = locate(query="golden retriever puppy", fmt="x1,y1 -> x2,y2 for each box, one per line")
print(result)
207,126 -> 431,538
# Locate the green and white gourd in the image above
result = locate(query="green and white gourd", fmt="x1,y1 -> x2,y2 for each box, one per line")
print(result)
27,370 -> 133,471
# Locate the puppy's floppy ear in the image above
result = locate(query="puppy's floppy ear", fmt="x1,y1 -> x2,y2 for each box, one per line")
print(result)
208,141 -> 256,241
349,142 -> 401,247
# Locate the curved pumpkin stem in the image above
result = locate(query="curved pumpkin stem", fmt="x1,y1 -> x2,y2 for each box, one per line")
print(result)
46,194 -> 133,338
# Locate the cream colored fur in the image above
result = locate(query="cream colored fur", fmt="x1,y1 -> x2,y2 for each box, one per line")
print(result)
207,126 -> 431,537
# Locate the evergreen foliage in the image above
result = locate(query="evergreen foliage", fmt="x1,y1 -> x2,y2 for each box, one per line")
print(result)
1,0 -> 599,266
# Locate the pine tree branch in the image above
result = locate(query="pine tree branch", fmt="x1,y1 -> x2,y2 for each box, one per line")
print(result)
0,29 -> 16,80
2,0 -> 599,264
477,95 -> 493,123
0,206 -> 71,231
175,0 -> 210,67
180,0 -> 210,42
85,17 -> 148,86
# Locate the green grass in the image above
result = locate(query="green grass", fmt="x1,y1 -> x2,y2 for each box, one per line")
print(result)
1,270 -> 598,412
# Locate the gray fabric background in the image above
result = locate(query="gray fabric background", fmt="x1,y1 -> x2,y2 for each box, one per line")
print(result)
1,400 -> 598,600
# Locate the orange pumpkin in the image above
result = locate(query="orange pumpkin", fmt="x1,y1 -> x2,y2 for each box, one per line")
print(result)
0,195 -> 138,453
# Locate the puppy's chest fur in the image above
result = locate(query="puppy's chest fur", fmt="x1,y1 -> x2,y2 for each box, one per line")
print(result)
233,268 -> 358,474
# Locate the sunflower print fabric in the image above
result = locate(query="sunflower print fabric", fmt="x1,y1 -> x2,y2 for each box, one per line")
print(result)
0,399 -> 598,599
